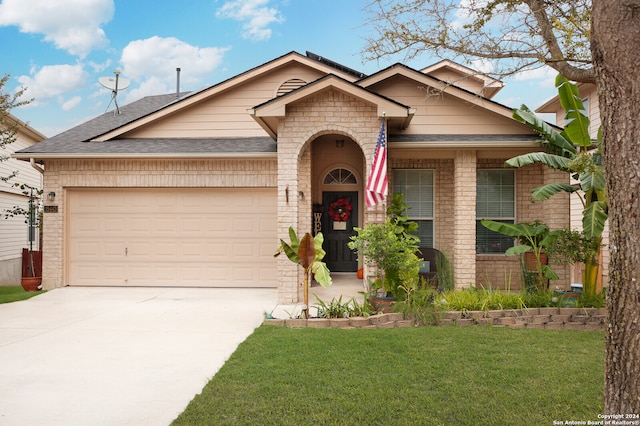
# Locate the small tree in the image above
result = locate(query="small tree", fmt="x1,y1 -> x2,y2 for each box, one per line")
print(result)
348,194 -> 421,299
1,73 -> 32,183
274,227 -> 332,318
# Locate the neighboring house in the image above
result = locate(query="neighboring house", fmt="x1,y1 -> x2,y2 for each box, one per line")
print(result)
537,83 -> 609,289
0,114 -> 45,285
15,51 -> 571,303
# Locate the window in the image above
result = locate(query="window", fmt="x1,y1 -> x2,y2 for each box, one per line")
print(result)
324,168 -> 357,185
393,169 -> 434,247
476,169 -> 515,254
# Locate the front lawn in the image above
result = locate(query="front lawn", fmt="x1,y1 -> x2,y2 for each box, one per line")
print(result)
0,286 -> 45,304
173,325 -> 604,425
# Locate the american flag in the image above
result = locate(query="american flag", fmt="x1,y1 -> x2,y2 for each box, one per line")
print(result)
365,118 -> 388,207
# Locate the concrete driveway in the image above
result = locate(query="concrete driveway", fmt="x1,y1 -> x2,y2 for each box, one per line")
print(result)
0,287 -> 277,426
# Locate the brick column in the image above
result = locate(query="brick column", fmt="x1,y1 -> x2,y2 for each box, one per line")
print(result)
543,166 -> 571,288
453,150 -> 477,288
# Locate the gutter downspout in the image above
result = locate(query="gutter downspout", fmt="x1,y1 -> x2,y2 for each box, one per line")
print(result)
30,158 -> 44,174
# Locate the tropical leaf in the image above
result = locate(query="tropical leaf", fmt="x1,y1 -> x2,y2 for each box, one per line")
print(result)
556,75 -> 591,148
583,201 -> 608,239
298,233 -> 316,269
480,220 -> 524,237
579,168 -> 606,194
505,245 -> 532,256
531,183 -> 578,201
275,239 -> 298,263
313,232 -> 327,259
542,265 -> 560,280
505,152 -> 571,171
311,262 -> 332,287
288,226 -> 299,248
512,106 -> 576,155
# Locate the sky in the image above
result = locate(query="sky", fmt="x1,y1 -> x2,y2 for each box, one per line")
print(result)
0,0 -> 559,138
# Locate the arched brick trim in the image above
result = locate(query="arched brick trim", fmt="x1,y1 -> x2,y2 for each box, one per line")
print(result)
296,125 -> 365,162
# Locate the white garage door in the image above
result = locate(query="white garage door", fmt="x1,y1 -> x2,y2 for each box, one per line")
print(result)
68,188 -> 277,287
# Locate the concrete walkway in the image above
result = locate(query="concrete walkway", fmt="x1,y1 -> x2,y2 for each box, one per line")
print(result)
0,287 -> 277,426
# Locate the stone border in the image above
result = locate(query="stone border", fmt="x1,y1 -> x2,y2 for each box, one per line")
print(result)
263,308 -> 607,331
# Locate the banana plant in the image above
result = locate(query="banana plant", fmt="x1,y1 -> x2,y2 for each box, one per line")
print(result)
507,74 -> 607,296
481,219 -> 558,291
274,227 -> 332,318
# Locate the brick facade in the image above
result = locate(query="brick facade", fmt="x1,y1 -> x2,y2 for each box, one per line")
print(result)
276,89 -> 384,303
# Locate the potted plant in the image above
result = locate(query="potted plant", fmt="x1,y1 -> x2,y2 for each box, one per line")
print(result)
274,227 -> 332,318
348,194 -> 421,311
481,219 -> 558,291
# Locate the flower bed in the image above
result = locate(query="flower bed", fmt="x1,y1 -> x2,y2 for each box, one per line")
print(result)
263,308 -> 606,331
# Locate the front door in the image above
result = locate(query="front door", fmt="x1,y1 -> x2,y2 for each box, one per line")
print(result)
322,191 -> 358,272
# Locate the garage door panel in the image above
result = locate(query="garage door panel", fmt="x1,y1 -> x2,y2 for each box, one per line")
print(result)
70,216 -> 101,235
68,188 -> 277,288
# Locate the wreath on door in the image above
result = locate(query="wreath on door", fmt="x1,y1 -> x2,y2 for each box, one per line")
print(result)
328,198 -> 352,221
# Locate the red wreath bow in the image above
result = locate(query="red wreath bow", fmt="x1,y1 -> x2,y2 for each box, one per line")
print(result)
329,198 -> 352,221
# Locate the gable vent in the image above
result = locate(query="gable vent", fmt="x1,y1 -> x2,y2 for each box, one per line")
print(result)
277,78 -> 307,97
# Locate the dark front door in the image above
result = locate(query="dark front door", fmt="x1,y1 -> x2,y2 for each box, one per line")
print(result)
322,191 -> 358,272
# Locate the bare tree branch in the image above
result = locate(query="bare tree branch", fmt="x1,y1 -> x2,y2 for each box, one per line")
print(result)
362,0 -> 595,83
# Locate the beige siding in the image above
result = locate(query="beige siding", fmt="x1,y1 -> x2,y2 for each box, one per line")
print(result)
369,75 -> 529,135
424,68 -> 487,95
125,63 -> 329,138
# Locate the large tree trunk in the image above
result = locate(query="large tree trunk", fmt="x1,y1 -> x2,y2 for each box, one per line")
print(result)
592,1 -> 640,415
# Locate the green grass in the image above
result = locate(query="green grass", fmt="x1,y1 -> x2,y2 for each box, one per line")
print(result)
0,286 -> 45,304
173,326 -> 604,425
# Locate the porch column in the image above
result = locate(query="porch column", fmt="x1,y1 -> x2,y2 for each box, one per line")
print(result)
276,129 -> 302,304
543,166 -> 571,287
453,150 -> 477,288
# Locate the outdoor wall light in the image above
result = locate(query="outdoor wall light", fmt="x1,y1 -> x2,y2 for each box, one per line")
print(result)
298,191 -> 304,201
47,191 -> 56,202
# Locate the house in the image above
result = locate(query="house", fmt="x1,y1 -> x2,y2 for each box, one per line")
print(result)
1,114 -> 46,285
14,51 -> 571,303
536,82 -> 609,289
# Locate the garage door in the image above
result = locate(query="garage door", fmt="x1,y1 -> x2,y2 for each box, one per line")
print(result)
68,188 -> 277,287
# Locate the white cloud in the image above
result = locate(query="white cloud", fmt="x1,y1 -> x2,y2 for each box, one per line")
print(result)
17,63 -> 88,106
514,65 -> 557,87
0,0 -> 114,57
216,0 -> 284,41
119,36 -> 228,104
470,58 -> 495,74
88,60 -> 112,73
61,96 -> 82,111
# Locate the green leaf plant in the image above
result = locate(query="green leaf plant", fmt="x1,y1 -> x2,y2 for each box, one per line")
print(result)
507,75 -> 607,297
348,194 -> 421,299
274,227 -> 332,318
481,219 -> 559,292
